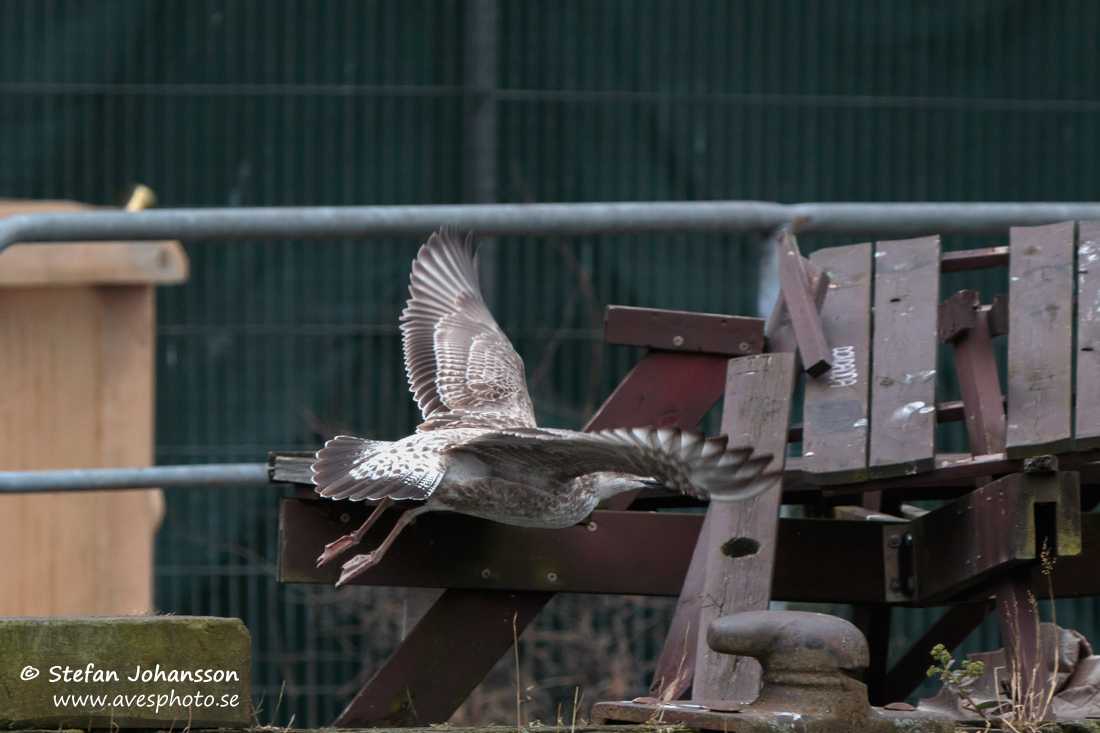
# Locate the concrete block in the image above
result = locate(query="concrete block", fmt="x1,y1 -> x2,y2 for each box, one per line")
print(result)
0,616 -> 250,729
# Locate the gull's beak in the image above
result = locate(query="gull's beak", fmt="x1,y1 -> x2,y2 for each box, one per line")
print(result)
636,477 -> 670,491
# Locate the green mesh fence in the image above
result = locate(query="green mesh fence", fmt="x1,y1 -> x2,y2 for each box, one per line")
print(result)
2,1 -> 1099,725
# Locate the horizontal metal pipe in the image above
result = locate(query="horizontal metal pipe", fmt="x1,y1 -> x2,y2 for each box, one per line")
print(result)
0,463 -> 272,493
3,202 -> 1100,255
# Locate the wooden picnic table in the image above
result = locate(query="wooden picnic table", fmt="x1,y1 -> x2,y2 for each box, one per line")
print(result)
273,220 -> 1100,725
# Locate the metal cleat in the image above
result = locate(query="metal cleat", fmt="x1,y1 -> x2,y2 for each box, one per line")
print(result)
592,610 -> 954,733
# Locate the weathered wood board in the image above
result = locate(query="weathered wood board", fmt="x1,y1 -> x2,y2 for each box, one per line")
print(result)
1076,220 -> 1100,449
802,243 -> 873,484
693,352 -> 796,702
869,236 -> 941,478
1006,222 -> 1074,458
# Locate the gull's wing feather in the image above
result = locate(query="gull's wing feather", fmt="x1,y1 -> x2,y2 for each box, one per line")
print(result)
448,426 -> 780,500
312,435 -> 444,501
401,228 -> 537,431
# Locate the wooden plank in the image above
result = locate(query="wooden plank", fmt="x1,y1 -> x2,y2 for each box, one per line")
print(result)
940,289 -> 1006,485
279,502 -> 701,595
774,228 -> 832,376
0,286 -> 162,615
801,243 -> 873,484
603,305 -> 764,356
693,352 -> 796,701
869,236 -> 941,478
1076,220 -> 1100,448
1006,222 -> 1075,458
764,258 -> 829,356
940,246 -> 1008,272
0,200 -> 187,286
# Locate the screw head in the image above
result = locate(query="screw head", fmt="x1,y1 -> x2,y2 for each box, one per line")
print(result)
740,341 -> 751,352
586,521 -> 598,532
887,535 -> 902,548
672,335 -> 685,347
889,579 -> 903,593
480,568 -> 492,579
546,572 -> 558,582
339,513 -> 351,524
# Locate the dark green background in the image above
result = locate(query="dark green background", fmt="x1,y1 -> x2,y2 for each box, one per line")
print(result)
1,1 -> 1098,725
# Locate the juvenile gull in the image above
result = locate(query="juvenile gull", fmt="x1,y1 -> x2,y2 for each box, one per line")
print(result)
312,228 -> 778,586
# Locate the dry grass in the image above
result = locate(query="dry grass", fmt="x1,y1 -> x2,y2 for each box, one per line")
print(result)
289,584 -> 676,727
994,542 -> 1060,733
450,594 -> 677,726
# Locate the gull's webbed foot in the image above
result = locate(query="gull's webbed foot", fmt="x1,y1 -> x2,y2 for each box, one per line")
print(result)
335,552 -> 380,586
317,534 -> 361,567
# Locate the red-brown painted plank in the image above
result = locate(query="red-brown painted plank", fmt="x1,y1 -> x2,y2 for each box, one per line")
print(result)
869,236 -> 941,478
279,501 -> 699,595
1076,220 -> 1100,449
335,589 -> 551,727
802,243 -> 873,484
603,305 -> 764,356
1006,222 -> 1075,458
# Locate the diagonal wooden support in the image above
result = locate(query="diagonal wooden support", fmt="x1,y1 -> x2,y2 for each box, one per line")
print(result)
940,289 -> 1006,483
882,601 -> 994,704
773,227 -> 832,376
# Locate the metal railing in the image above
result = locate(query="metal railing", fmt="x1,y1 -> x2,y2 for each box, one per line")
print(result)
1,199 -> 1096,493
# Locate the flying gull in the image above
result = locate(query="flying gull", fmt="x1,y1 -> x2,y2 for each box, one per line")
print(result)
312,228 -> 778,586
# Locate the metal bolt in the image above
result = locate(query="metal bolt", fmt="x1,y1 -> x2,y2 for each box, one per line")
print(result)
586,521 -> 598,532
480,568 -> 492,579
546,572 -> 558,582
887,535 -> 902,548
339,513 -> 351,524
672,335 -> 685,347
739,341 -> 750,352
889,578 -> 903,593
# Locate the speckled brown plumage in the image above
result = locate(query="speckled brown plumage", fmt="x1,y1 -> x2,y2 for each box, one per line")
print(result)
311,228 -> 777,586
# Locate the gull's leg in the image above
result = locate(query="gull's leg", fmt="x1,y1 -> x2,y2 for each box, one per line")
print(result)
335,505 -> 432,587
317,497 -> 395,567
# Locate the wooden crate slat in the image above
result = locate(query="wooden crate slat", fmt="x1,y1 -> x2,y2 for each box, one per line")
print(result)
1076,220 -> 1100,449
802,243 -> 873,484
693,352 -> 796,701
1006,221 -> 1075,458
869,236 -> 941,478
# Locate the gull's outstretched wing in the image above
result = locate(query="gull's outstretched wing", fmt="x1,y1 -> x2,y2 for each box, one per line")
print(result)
447,426 -> 780,501
401,228 -> 537,432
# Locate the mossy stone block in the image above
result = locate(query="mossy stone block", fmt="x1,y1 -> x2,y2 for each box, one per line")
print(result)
0,616 -> 250,729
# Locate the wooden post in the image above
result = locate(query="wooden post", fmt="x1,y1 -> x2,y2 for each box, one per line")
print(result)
692,352 -> 796,701
0,200 -> 187,615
